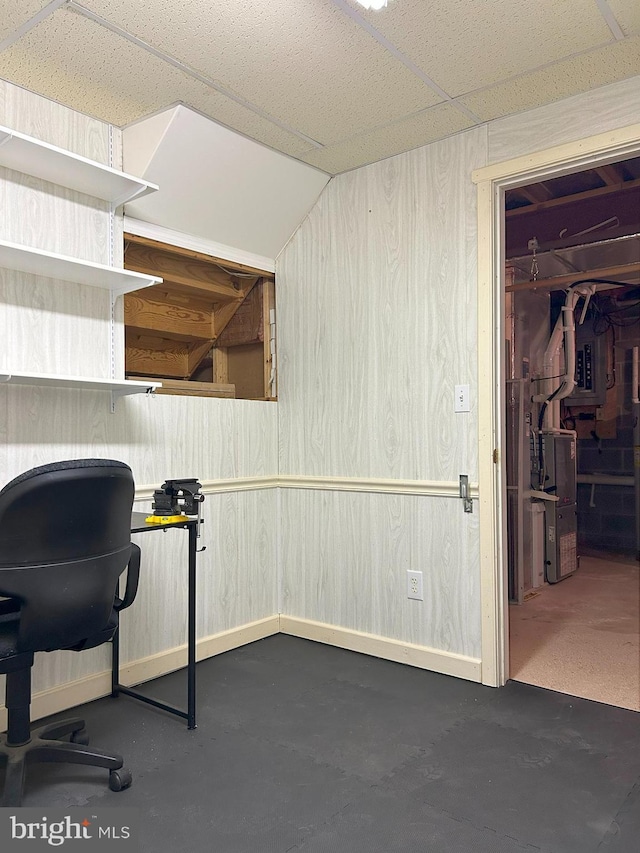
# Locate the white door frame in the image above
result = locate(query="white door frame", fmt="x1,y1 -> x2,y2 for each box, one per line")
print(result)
472,122 -> 640,687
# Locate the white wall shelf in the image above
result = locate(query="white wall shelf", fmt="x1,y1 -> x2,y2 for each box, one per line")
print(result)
0,238 -> 162,297
0,123 -> 162,412
0,370 -> 161,411
0,124 -> 158,205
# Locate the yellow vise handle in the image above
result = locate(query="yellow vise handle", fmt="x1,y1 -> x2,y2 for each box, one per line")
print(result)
145,514 -> 186,524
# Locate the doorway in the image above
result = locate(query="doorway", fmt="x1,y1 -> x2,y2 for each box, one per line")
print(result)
473,123 -> 640,702
502,161 -> 640,709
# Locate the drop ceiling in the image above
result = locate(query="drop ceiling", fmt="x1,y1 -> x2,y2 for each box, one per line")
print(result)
0,0 -> 639,175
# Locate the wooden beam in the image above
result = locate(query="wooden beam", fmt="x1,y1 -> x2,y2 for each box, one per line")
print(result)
124,233 -> 271,277
506,176 -> 640,219
595,164 -> 625,186
506,260 -> 640,293
127,376 -> 236,398
124,293 -> 214,342
216,282 -> 263,347
516,183 -> 554,204
213,347 -> 228,384
125,339 -> 189,378
154,276 -> 248,303
212,279 -> 258,342
187,340 -> 213,378
263,279 -> 275,400
125,241 -> 246,302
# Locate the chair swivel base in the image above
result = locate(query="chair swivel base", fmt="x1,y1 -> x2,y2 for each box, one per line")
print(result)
0,716 -> 132,806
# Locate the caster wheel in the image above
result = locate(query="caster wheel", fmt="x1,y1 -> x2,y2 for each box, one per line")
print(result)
70,729 -> 89,746
109,768 -> 132,792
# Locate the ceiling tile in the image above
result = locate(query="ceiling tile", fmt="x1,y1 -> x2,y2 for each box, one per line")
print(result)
0,8 -> 314,157
607,0 -> 640,36
354,0 -> 614,97
298,103 -> 474,174
456,35 -> 640,122
80,0 -> 443,144
0,0 -> 52,42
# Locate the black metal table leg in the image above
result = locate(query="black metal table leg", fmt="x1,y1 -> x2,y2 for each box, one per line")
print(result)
112,514 -> 201,729
187,521 -> 197,729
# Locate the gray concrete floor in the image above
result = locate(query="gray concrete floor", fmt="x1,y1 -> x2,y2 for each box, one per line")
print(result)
509,556 -> 640,710
5,634 -> 640,852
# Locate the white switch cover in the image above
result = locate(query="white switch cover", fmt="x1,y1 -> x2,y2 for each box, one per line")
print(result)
454,384 -> 470,412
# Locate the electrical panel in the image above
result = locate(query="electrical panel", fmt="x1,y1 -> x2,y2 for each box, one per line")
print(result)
564,323 -> 607,406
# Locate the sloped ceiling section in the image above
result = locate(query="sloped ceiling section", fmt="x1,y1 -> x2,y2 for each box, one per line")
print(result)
123,105 -> 330,263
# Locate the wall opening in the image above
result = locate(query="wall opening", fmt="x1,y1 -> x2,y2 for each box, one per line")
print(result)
123,234 -> 277,400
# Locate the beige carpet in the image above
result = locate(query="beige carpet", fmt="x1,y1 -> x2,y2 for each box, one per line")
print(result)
509,556 -> 640,711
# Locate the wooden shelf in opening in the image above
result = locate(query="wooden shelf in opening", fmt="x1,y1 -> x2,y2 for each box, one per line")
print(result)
126,376 -> 235,398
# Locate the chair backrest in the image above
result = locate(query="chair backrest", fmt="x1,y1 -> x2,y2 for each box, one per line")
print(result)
0,459 -> 134,653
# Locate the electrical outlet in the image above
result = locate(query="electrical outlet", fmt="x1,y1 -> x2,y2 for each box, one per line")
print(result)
407,570 -> 424,601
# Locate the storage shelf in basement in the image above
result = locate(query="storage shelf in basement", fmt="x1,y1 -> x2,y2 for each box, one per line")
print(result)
0,370 -> 161,403
0,124 -> 158,204
0,239 -> 162,297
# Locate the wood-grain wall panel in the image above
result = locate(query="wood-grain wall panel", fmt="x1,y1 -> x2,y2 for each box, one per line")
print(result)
0,271 -> 112,377
116,490 -> 277,663
0,389 -> 278,486
278,127 -> 486,482
488,75 -> 640,164
0,166 -> 111,263
280,489 -> 481,658
276,127 -> 486,660
0,78 -> 111,162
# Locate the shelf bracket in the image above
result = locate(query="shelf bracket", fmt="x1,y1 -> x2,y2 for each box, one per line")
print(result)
110,384 -> 157,414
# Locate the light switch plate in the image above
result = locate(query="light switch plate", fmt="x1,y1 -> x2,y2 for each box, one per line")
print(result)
455,384 -> 470,412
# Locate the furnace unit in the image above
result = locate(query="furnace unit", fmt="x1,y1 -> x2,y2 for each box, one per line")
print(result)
540,432 -> 578,583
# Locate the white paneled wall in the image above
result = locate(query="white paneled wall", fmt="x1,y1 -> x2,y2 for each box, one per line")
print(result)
0,390 -> 278,487
278,128 -> 486,481
280,489 -> 480,659
0,79 -> 279,709
488,75 -> 640,164
277,128 -> 487,670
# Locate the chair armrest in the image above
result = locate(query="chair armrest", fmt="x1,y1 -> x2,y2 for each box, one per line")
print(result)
114,543 -> 140,612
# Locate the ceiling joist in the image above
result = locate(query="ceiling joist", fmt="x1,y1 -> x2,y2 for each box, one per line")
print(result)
506,176 -> 640,219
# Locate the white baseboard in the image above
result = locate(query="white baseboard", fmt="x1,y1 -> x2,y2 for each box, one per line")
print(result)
0,616 -> 280,730
117,615 -> 280,687
1,614 -> 481,730
279,616 -> 482,682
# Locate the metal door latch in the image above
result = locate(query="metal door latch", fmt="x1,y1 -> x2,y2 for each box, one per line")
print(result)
459,475 -> 473,513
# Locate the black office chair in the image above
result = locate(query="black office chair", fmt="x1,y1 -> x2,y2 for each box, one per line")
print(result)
0,458 -> 140,806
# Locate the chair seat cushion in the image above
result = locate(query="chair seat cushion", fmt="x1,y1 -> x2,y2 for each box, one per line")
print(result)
0,598 -> 117,668
64,608 -> 119,652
